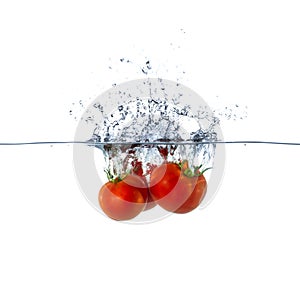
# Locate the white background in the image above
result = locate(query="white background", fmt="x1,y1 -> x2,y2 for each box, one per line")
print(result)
0,0 -> 300,299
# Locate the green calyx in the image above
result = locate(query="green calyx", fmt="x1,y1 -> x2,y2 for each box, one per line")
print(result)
178,160 -> 212,178
104,169 -> 127,183
183,168 -> 194,177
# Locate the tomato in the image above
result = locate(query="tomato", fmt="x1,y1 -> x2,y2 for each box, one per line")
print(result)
131,159 -> 157,211
174,174 -> 207,213
98,174 -> 147,221
149,162 -> 207,213
142,184 -> 156,210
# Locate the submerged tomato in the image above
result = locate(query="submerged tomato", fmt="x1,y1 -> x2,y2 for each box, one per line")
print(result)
98,174 -> 147,221
174,174 -> 207,213
131,159 -> 157,211
139,176 -> 156,211
149,162 -> 207,213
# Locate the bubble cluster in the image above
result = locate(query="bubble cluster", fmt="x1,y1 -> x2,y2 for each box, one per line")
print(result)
87,79 -> 220,179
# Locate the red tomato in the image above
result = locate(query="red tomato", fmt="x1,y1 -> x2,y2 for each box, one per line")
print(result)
174,174 -> 207,213
131,159 -> 157,211
149,162 -> 207,213
142,182 -> 156,210
98,174 -> 147,221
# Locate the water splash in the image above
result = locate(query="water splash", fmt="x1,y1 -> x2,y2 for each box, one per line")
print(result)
86,93 -> 219,178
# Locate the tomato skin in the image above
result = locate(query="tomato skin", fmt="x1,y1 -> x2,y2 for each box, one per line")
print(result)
98,174 -> 146,221
122,174 -> 149,203
174,174 -> 207,213
149,163 -> 181,201
143,189 -> 156,210
131,160 -> 157,211
136,176 -> 156,211
149,162 -> 207,213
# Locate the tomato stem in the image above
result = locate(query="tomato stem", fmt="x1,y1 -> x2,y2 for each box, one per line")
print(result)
177,159 -> 212,177
199,167 -> 212,175
104,169 -> 124,183
104,169 -> 114,181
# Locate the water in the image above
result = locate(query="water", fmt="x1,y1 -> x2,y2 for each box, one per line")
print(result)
2,138 -> 299,222
1,141 -> 300,146
1,140 -> 300,147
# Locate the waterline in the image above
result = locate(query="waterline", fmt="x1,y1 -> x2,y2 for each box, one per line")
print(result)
0,141 -> 300,146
